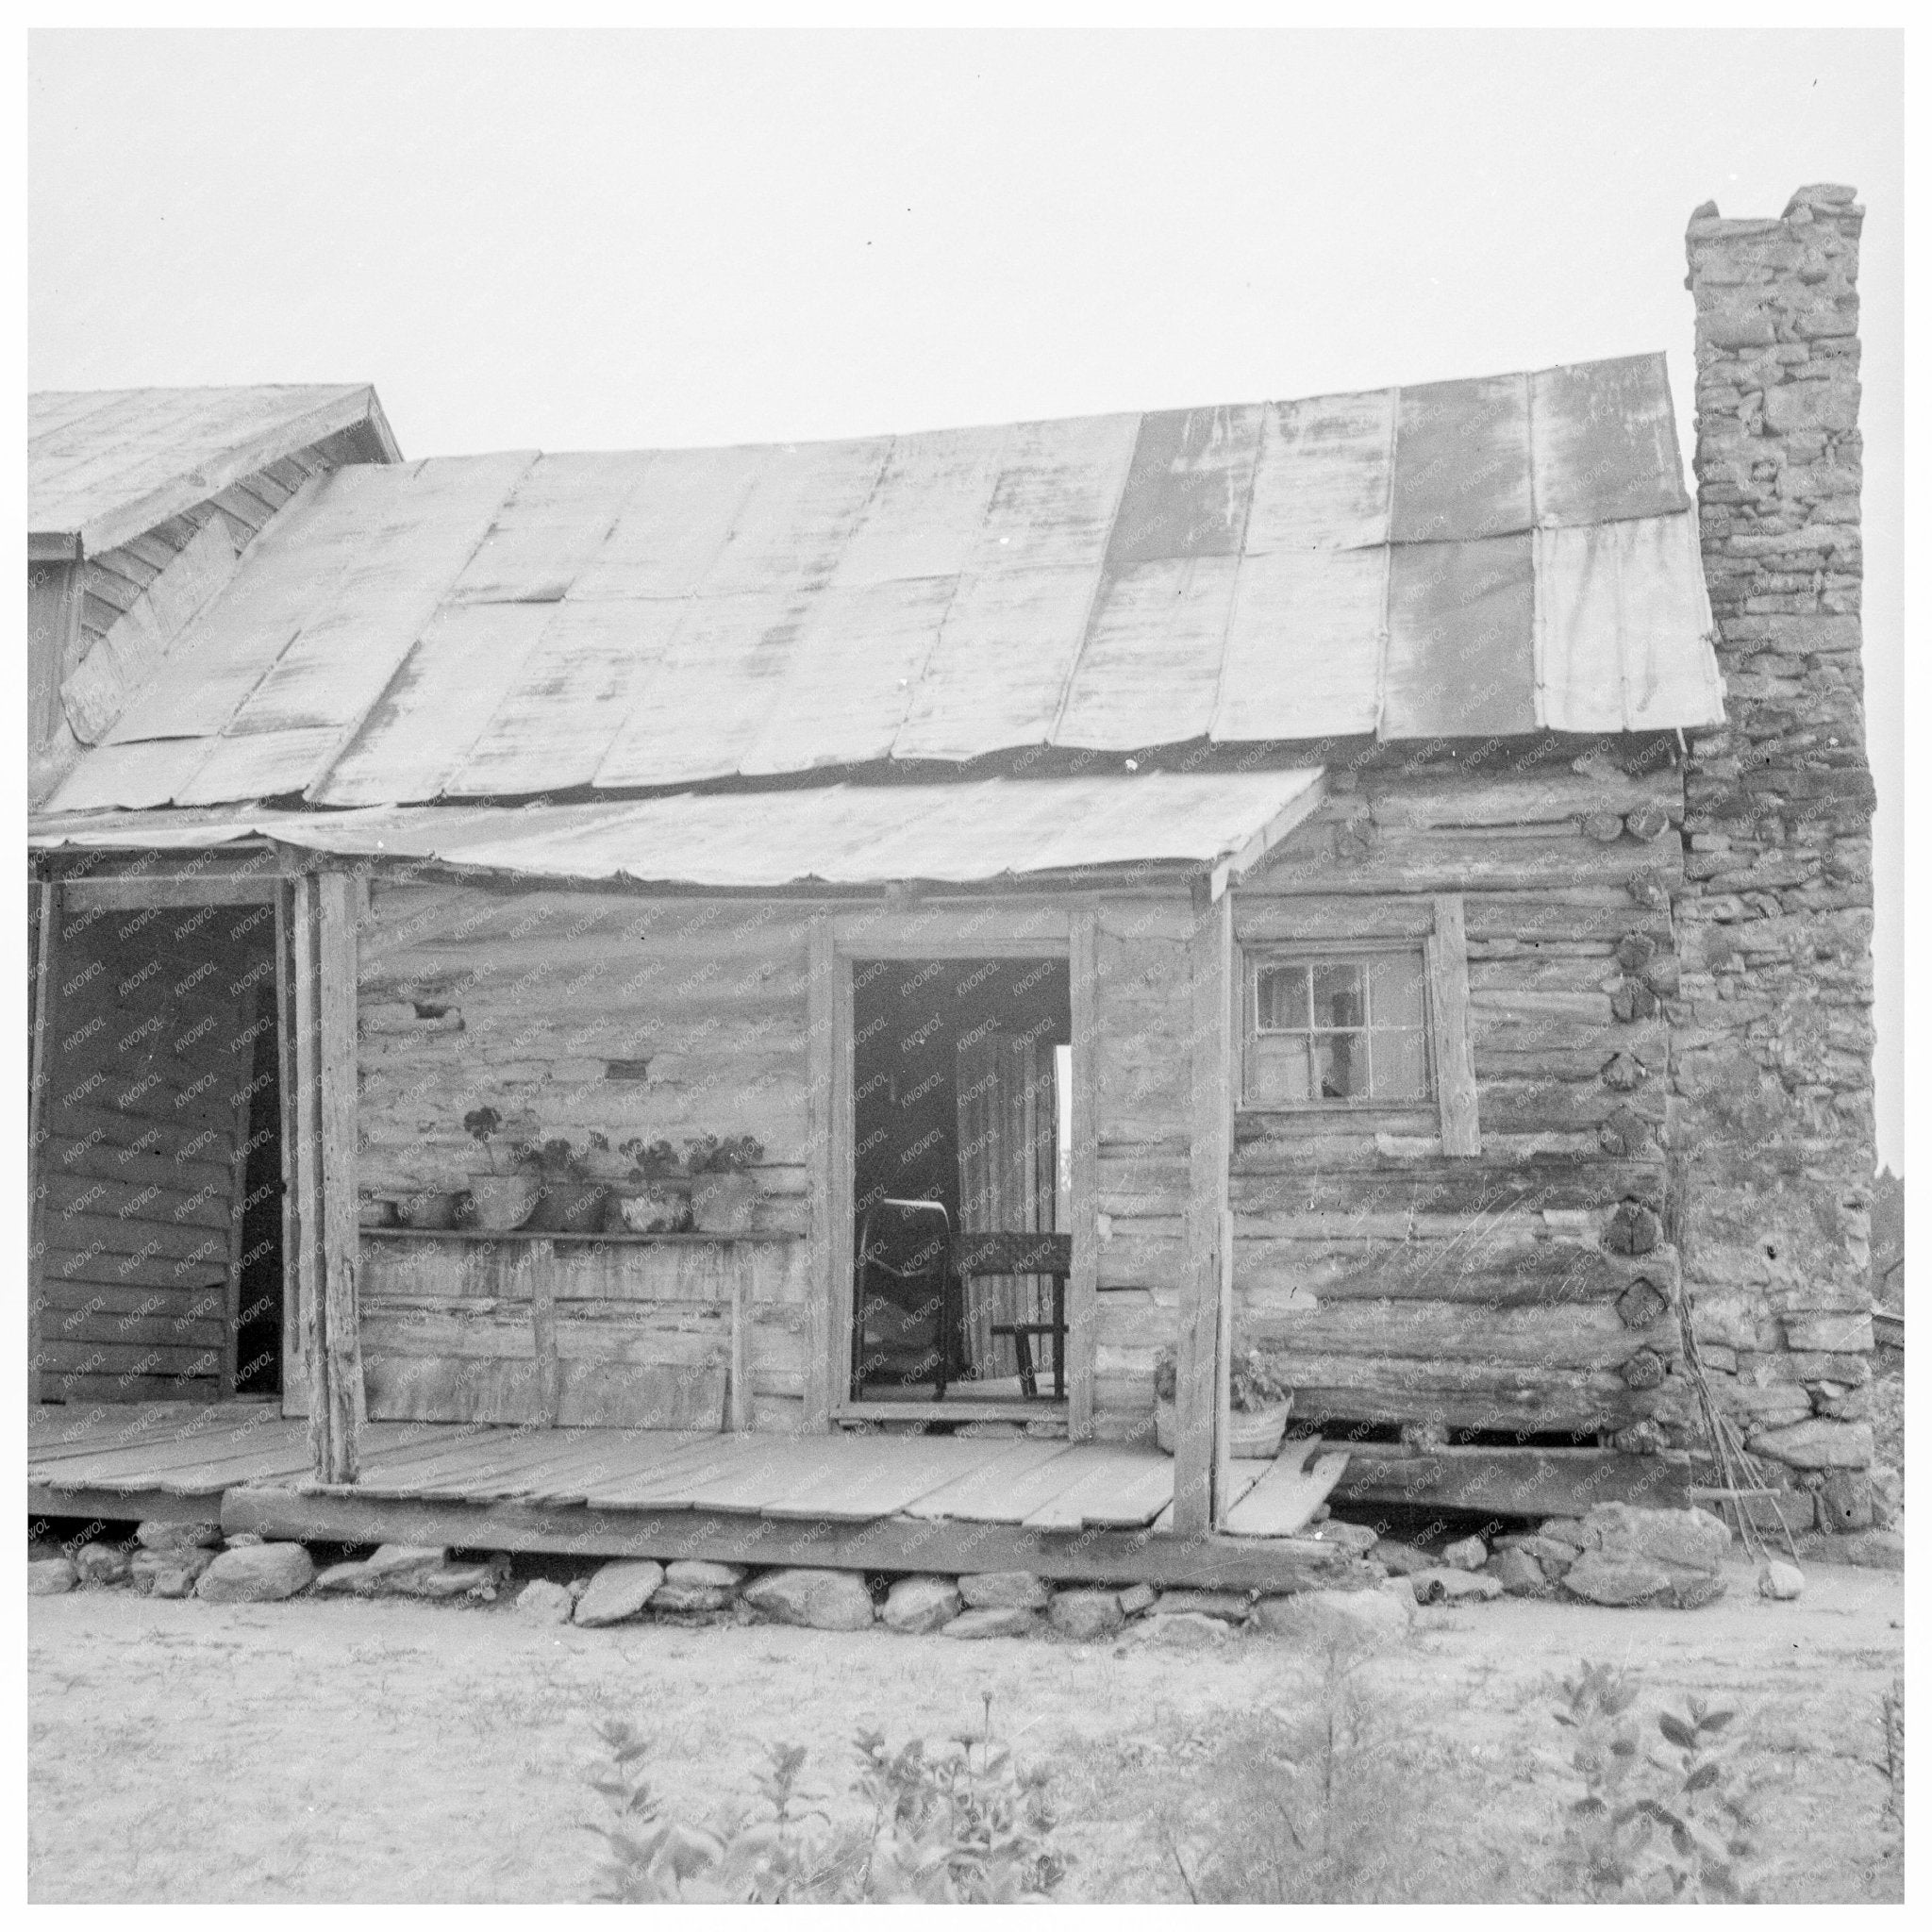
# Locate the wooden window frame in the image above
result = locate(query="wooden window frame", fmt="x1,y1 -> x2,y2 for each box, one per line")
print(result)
805,900 -> 1100,1439
1240,939 -> 1436,1111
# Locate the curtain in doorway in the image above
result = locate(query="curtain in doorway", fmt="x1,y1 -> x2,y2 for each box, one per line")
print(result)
955,1033 -> 1057,1383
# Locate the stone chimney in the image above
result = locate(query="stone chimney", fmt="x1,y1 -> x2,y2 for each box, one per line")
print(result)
1673,185 -> 1879,1523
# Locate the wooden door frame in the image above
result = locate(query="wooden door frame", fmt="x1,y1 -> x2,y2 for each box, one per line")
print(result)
804,899 -> 1100,1438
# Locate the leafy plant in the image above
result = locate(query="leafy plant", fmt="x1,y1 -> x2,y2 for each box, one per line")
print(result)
583,1697 -> 1063,1903
683,1133 -> 766,1176
1551,1660 -> 1759,1902
619,1136 -> 683,1183
1152,1345 -> 1291,1412
462,1105 -> 532,1175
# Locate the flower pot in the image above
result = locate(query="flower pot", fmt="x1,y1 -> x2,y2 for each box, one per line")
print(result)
1229,1398 -> 1293,1459
607,1180 -> 692,1235
1155,1394 -> 1292,1458
527,1176 -> 609,1234
691,1170 -> 759,1234
466,1172 -> 541,1232
395,1189 -> 461,1231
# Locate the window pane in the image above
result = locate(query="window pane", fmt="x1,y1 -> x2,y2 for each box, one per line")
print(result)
1256,965 -> 1309,1031
1313,1032 -> 1366,1099
1369,952 -> 1426,1029
1249,1035 -> 1312,1104
1371,1027 -> 1429,1100
1311,961 -> 1364,1029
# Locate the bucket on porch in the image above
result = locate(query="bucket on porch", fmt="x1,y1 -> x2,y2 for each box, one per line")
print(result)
527,1177 -> 609,1234
1155,1395 -> 1293,1459
607,1179 -> 692,1235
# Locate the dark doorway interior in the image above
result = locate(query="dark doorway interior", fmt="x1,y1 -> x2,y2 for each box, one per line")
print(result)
235,979 -> 285,1396
850,956 -> 1072,1406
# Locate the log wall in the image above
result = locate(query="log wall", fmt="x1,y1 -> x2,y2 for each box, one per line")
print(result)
1225,758 -> 1695,1447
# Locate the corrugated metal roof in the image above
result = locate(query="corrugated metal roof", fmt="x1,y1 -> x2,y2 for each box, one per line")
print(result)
27,769 -> 1325,891
37,354 -> 1721,816
28,384 -> 401,555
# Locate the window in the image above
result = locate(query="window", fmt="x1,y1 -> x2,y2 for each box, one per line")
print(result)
1244,950 -> 1432,1106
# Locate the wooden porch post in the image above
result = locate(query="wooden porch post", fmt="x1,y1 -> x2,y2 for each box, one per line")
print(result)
291,870 -> 364,1483
1066,899 -> 1099,1440
28,878 -> 59,1407
1173,881 -> 1233,1535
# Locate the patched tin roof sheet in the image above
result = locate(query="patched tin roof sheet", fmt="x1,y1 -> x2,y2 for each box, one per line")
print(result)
28,768 -> 1326,890
36,353 -> 1720,816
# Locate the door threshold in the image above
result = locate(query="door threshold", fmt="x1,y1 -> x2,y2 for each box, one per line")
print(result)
836,1399 -> 1068,1426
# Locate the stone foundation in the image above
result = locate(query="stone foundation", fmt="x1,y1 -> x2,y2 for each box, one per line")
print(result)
1673,184 -> 1877,1512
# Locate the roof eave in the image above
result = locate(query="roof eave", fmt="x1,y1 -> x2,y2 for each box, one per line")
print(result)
71,383 -> 405,559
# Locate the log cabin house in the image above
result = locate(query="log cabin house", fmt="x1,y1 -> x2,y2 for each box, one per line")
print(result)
25,189 -> 1878,1580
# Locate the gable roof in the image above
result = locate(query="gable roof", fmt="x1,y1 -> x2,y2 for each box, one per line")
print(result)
37,354 -> 1722,818
29,383 -> 402,558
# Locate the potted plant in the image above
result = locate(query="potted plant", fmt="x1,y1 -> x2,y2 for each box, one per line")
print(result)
461,1106 -> 541,1232
684,1134 -> 764,1234
525,1134 -> 610,1235
1152,1346 -> 1294,1457
605,1137 -> 693,1234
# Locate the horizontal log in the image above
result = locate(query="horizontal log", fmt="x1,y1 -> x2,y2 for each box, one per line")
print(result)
362,1357 -> 542,1426
33,1376 -> 220,1410
1361,770 -> 1681,831
1328,1443 -> 1695,1515
40,1309 -> 227,1350
1239,1299 -> 1672,1367
359,1310 -> 538,1362
36,1278 -> 228,1321
219,1488 -> 1361,1591
1250,824 -> 1685,897
1230,1158 -> 1665,1216
1234,1235 -> 1680,1306
1275,1355 -> 1657,1431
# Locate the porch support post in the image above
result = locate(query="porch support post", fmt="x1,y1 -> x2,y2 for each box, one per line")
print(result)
293,870 -> 364,1483
1173,879 -> 1233,1535
28,878 -> 59,1406
1066,898 -> 1099,1440
804,916 -> 845,1432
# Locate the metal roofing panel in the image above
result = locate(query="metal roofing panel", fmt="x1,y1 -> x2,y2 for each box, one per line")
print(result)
1053,556 -> 1236,748
1104,405 -> 1262,568
173,725 -> 347,808
29,769 -> 1326,890
29,383 -> 393,551
828,425 -> 1009,588
696,438 -> 890,597
1389,373 -> 1533,544
589,590 -> 811,788
41,739 -> 216,815
565,446 -> 767,600
1537,514 -> 1722,732
1211,546 -> 1386,740
1382,533 -> 1537,738
37,354 -> 1715,812
891,566 -> 1096,761
738,576 -> 958,774
313,602 -> 560,808
445,451 -> 657,604
453,598 -> 691,795
1530,354 -> 1690,527
1241,390 -> 1395,555
961,413 -> 1141,575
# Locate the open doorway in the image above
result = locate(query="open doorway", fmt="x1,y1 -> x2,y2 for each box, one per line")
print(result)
849,956 -> 1072,1409
32,890 -> 286,1406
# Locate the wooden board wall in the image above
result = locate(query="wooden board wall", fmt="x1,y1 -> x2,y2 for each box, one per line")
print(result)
1224,759 -> 1690,1441
34,895 -> 275,1404
357,883 -> 817,1432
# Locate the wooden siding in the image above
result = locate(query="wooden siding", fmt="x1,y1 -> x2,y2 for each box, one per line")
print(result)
1226,760 -> 1690,1441
34,897 -> 273,1403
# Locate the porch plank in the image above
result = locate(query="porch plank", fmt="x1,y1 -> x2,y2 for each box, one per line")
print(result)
499,1430 -> 713,1506
911,1442 -> 1115,1524
27,1406 -> 216,1463
675,1437 -> 824,1513
1022,1448 -> 1173,1530
898,1439 -> 1076,1521
383,1426 -> 645,1502
772,1436 -> 1029,1524
136,1420 -> 436,1497
29,1415 -> 311,1488
580,1433 -> 779,1509
1222,1446 -> 1350,1539
1150,1456 -> 1272,1532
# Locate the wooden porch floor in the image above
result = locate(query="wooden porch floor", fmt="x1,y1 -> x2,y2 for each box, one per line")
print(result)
28,1403 -> 1359,1591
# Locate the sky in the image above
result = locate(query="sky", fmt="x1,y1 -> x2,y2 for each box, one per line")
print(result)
27,28 -> 1905,1169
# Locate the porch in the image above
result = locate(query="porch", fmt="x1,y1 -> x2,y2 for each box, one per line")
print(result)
28,1403 -> 1362,1591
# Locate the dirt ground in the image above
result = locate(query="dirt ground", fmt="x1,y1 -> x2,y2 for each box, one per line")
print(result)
28,1552 -> 1903,1903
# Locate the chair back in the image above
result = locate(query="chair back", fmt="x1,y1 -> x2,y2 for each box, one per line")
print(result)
853,1199 -> 954,1394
